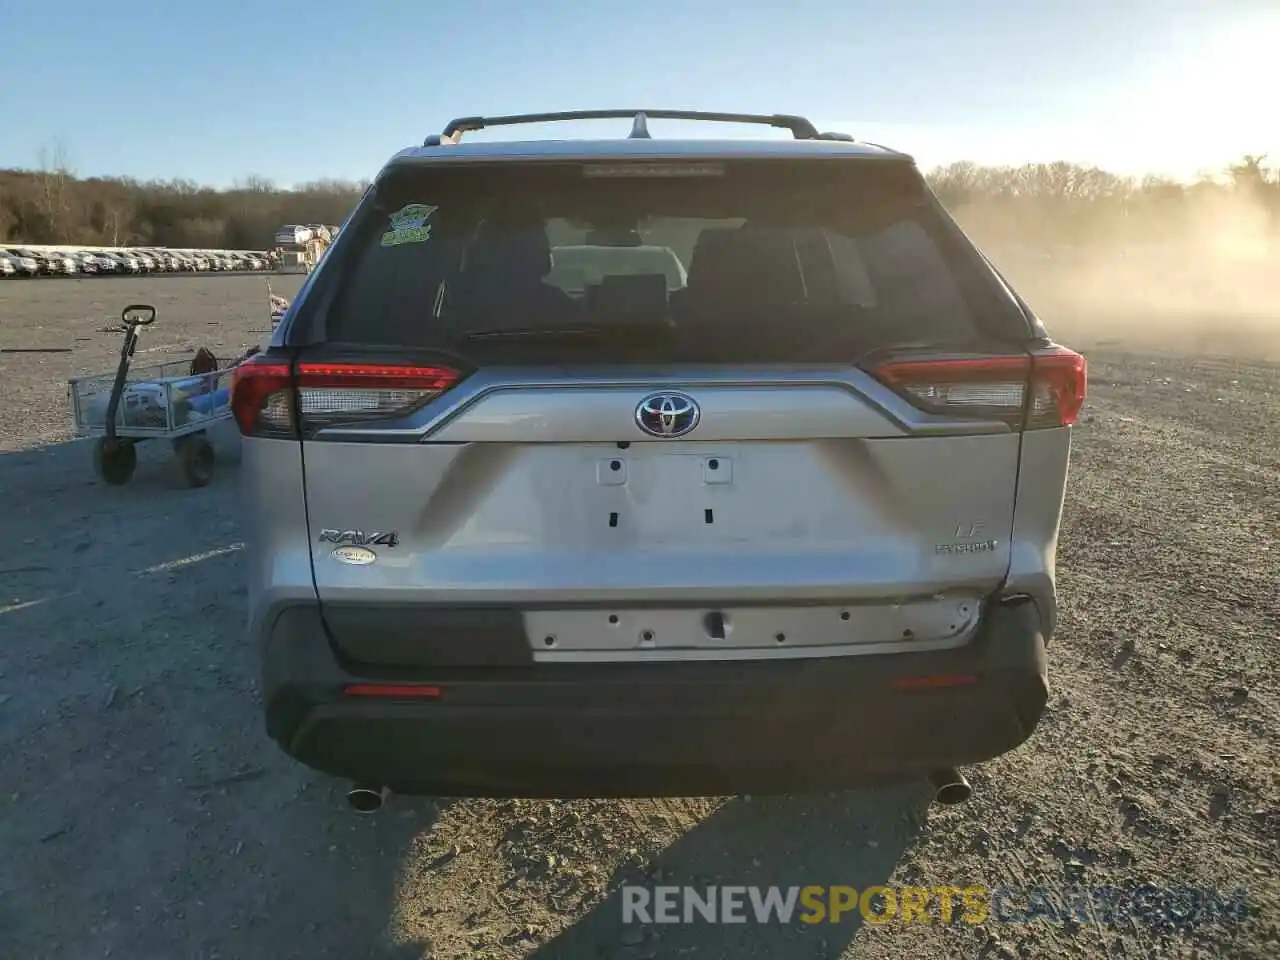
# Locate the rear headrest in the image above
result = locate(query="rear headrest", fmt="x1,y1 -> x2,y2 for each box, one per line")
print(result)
684,228 -> 742,291
593,273 -> 670,325
683,226 -> 805,311
466,220 -> 552,281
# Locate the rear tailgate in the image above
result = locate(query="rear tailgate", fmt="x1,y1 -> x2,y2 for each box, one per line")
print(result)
236,156 -> 1082,664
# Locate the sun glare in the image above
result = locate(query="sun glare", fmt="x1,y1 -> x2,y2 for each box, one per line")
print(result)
1116,12 -> 1280,174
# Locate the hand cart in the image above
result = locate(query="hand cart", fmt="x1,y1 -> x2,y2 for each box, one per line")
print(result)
66,304 -> 238,488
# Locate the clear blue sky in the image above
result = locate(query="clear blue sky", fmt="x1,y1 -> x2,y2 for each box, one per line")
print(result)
3,0 -> 1276,187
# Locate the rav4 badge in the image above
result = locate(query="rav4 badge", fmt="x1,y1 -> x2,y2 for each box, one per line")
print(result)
318,529 -> 399,547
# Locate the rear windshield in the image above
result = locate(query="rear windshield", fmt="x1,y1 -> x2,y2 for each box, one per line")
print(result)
317,159 -> 1026,362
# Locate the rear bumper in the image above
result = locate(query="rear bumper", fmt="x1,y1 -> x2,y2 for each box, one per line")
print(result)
260,599 -> 1049,798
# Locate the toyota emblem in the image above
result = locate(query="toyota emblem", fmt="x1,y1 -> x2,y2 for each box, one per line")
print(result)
635,392 -> 700,438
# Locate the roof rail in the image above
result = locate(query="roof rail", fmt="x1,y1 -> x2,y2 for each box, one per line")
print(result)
424,109 -> 824,145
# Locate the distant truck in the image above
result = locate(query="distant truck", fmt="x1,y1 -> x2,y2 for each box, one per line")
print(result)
274,224 -> 320,246
273,223 -> 335,273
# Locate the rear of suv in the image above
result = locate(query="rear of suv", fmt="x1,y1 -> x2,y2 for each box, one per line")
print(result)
233,110 -> 1085,800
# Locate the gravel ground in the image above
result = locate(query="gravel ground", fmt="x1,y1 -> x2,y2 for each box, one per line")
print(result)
0,276 -> 1276,960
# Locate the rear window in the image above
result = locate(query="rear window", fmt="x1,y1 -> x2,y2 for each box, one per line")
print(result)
317,159 -> 1026,362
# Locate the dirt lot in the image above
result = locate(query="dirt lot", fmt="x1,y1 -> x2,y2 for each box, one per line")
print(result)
0,276 -> 1276,960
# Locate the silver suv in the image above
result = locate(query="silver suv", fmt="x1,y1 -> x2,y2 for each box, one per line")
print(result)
232,110 -> 1086,806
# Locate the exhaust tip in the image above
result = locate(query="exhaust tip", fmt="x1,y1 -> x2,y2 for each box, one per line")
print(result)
929,768 -> 972,805
347,785 -> 388,813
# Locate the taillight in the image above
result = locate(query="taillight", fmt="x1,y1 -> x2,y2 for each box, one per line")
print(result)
868,347 -> 1086,429
1027,346 -> 1087,428
230,358 -> 462,437
231,358 -> 293,435
294,362 -> 461,433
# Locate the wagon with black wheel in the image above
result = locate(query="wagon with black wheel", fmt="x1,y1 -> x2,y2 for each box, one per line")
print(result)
66,304 -> 238,488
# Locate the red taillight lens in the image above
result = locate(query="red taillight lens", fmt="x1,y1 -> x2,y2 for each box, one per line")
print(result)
230,359 -> 462,437
231,358 -> 293,435
868,347 -> 1086,429
870,355 -> 1031,423
294,363 -> 459,431
1028,346 -> 1087,427
343,683 -> 442,699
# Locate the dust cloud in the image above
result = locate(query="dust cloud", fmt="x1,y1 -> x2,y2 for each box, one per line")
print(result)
931,161 -> 1280,360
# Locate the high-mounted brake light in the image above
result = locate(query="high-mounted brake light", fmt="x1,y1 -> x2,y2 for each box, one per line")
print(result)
868,347 -> 1086,429
582,162 -> 725,178
230,359 -> 462,437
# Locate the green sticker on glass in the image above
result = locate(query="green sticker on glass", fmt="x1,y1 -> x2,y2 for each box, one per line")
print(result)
380,203 -> 437,247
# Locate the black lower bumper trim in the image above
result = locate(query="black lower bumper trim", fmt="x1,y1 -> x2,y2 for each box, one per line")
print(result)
261,599 -> 1048,798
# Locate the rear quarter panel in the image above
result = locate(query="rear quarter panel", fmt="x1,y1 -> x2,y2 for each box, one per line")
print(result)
242,435 -> 317,644
1004,426 -> 1072,642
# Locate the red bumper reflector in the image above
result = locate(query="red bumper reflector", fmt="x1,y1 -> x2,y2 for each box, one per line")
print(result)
891,674 -> 977,690
343,683 -> 442,699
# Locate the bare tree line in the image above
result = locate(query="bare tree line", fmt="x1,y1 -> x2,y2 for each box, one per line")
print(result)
930,155 -> 1278,254
1,146 -> 1276,252
0,143 -> 368,250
